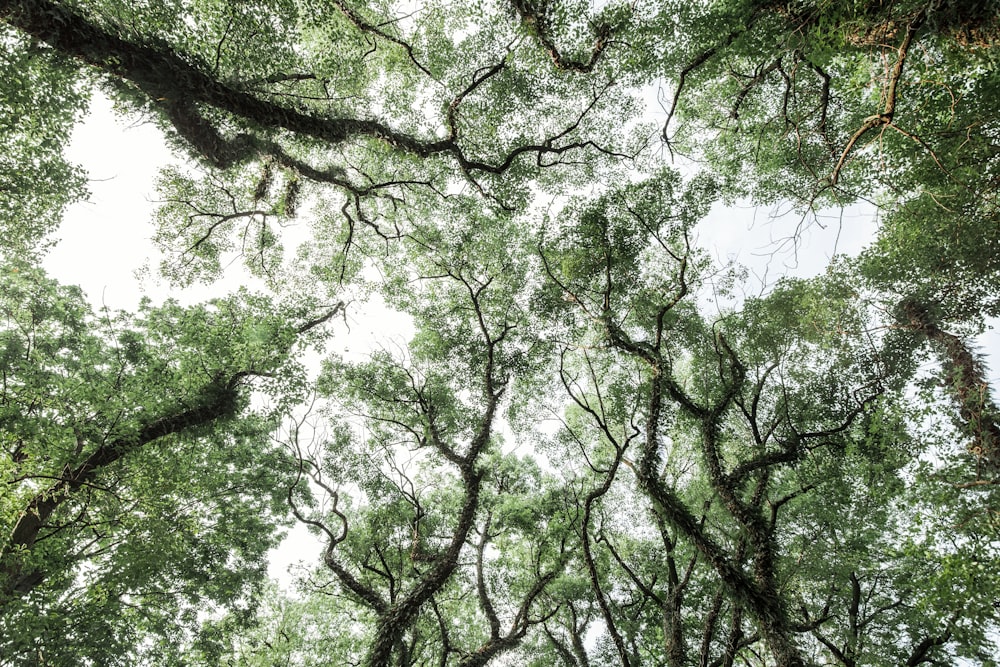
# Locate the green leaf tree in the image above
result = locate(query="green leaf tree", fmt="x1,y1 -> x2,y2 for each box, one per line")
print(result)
0,25 -> 88,257
4,2 -> 1000,665
0,261 -> 337,664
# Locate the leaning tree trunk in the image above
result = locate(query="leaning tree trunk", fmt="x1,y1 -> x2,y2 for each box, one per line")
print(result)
900,298 -> 1000,475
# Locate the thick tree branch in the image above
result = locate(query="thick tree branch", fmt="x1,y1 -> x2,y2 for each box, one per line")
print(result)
2,0 -> 619,182
509,0 -> 614,73
2,373 -> 242,597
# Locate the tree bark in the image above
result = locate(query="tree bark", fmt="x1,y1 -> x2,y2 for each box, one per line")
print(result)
1,377 -> 240,598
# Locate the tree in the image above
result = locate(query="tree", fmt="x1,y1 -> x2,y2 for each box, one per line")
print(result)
0,261 -> 337,664
636,0 -> 1000,480
4,1 -> 1000,665
0,24 -> 88,257
177,177 -> 998,667
649,0 -> 999,203
284,205 -> 570,667
1,0 -> 635,217
533,175 -> 999,665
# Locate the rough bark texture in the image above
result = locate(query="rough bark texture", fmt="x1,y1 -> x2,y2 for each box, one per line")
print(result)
3,0 -> 608,179
1,377 -> 240,598
902,297 -> 1000,473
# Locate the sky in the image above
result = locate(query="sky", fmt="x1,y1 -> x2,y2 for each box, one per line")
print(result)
46,93 -> 876,309
41,93 -> 399,585
41,88 -> 1000,591
43,93 -> 178,311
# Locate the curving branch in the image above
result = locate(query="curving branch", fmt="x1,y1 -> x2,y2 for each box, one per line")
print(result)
2,372 -> 242,597
360,266 -> 510,667
2,0 -> 622,183
828,10 -> 924,187
659,8 -> 768,147
328,0 -> 434,77
283,409 -> 390,614
900,298 -> 1000,473
460,528 -> 562,667
904,612 -> 958,666
508,0 -> 614,73
579,445 -> 633,667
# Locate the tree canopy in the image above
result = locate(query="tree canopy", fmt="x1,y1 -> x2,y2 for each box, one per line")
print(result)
2,0 -> 1000,665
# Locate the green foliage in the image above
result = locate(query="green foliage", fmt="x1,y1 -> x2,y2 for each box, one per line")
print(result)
0,28 -> 88,257
4,0 -> 1000,664
0,262 -> 323,665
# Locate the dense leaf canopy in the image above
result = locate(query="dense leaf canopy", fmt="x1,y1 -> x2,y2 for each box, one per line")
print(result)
2,0 -> 1000,665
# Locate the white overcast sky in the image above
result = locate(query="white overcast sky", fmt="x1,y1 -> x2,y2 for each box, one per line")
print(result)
40,89 -> 1000,587
46,93 -> 876,307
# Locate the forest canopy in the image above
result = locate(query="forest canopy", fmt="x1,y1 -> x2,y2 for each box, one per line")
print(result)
2,0 -> 1000,665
